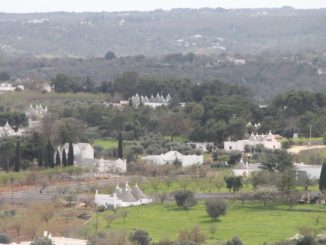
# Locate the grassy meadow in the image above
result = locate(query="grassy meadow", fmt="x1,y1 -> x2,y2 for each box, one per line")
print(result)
94,139 -> 118,149
82,201 -> 326,245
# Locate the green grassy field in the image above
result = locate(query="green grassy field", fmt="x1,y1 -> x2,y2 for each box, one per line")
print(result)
291,137 -> 323,143
83,201 -> 326,244
94,139 -> 118,149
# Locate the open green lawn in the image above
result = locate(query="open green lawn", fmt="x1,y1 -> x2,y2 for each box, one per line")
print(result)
163,135 -> 188,143
94,139 -> 118,149
292,137 -> 323,143
83,201 -> 326,244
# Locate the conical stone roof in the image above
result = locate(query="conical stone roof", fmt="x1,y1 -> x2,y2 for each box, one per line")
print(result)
120,188 -> 137,202
131,184 -> 147,200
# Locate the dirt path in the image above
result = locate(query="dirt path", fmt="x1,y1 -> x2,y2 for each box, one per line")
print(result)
287,145 -> 326,154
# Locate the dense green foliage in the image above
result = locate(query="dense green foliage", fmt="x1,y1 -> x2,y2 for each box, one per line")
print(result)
205,199 -> 227,220
319,162 -> 326,192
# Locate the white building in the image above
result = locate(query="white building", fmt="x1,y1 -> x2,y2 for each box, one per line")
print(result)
25,104 -> 48,120
224,131 -> 281,152
130,93 -> 171,108
60,143 -> 127,173
232,158 -> 263,176
294,162 -> 321,179
0,122 -> 24,138
0,82 -> 24,93
142,150 -> 203,167
62,143 -> 95,163
95,182 -> 152,208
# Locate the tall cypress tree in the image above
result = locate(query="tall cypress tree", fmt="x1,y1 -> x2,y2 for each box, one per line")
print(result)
46,140 -> 55,168
118,131 -> 123,159
14,141 -> 21,172
68,142 -> 74,166
44,148 -> 49,168
319,161 -> 326,192
62,148 -> 67,167
37,147 -> 44,168
55,150 -> 61,166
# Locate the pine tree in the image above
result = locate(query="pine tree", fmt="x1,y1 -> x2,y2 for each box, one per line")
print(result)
62,148 -> 67,167
319,161 -> 326,192
55,150 -> 61,166
46,140 -> 55,168
14,141 -> 21,172
118,131 -> 123,159
68,142 -> 74,166
37,147 -> 44,168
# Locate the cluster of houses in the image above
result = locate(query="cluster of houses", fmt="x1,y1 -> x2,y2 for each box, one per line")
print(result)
111,93 -> 173,109
0,104 -> 48,138
130,93 -> 172,108
25,104 -> 48,120
95,181 -> 152,208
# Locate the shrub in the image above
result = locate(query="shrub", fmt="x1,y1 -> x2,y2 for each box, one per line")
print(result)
174,190 -> 197,213
205,199 -> 227,220
96,205 -> 106,213
178,225 -> 206,244
129,230 -> 151,245
0,233 -> 10,244
297,235 -> 316,245
224,237 -> 243,245
30,237 -> 54,245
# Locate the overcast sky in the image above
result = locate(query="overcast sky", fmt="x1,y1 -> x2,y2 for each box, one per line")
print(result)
1,0 -> 325,13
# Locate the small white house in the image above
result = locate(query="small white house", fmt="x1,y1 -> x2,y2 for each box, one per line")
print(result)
95,182 -> 152,208
0,82 -> 24,93
62,143 -> 95,162
142,151 -> 203,167
232,159 -> 263,176
294,162 -> 321,179
224,131 -> 281,152
0,122 -> 24,138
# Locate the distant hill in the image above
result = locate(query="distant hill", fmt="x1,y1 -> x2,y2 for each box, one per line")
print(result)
0,8 -> 326,57
1,50 -> 326,101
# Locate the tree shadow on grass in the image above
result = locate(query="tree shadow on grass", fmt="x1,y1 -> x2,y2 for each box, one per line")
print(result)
199,218 -> 223,225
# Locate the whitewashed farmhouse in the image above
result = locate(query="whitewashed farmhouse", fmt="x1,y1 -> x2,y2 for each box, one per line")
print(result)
224,131 -> 281,152
232,158 -> 263,176
142,150 -> 203,167
0,122 -> 24,138
95,182 -> 152,208
60,143 -> 127,173
0,82 -> 24,93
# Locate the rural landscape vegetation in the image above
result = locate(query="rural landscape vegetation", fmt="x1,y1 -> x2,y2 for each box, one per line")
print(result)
1,3 -> 326,245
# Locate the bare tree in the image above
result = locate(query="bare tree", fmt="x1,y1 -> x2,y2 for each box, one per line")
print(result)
38,203 -> 56,226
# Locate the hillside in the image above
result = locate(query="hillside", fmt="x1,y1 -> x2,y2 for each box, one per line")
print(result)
0,8 -> 326,57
